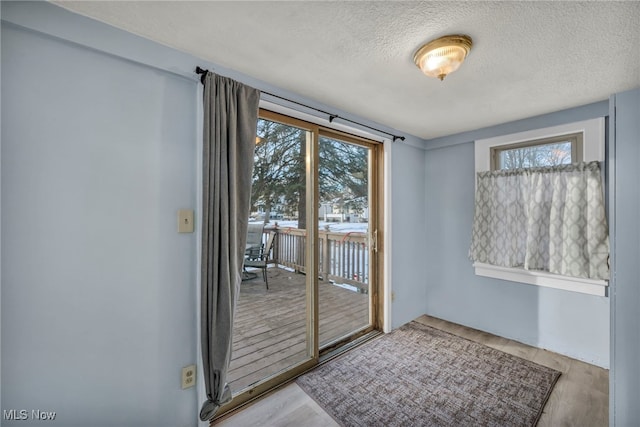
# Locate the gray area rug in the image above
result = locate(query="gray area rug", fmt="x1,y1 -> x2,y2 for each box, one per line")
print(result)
297,321 -> 560,427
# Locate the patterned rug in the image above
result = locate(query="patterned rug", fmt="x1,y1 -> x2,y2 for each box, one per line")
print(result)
297,321 -> 560,427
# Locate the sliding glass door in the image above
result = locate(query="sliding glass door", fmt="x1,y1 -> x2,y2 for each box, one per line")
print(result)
227,112 -> 315,397
318,131 -> 378,348
224,109 -> 382,412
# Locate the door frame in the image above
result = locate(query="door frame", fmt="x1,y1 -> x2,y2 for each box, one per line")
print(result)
317,128 -> 384,345
216,107 -> 385,418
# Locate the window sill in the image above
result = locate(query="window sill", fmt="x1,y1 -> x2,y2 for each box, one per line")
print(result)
473,262 -> 609,297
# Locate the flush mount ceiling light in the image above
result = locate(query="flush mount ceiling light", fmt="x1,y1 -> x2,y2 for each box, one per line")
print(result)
413,34 -> 473,81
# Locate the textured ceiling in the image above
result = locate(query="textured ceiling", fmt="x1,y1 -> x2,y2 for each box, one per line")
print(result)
54,1 -> 640,140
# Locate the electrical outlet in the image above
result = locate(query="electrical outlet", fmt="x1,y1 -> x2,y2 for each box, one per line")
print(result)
181,364 -> 196,389
391,291 -> 396,302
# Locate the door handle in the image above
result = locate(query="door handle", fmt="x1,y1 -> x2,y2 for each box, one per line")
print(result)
371,229 -> 378,253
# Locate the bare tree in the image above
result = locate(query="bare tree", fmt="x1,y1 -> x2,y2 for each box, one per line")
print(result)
500,142 -> 572,169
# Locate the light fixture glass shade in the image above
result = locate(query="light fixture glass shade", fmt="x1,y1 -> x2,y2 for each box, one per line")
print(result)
414,35 -> 472,81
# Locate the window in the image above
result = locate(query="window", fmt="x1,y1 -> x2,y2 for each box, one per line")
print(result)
475,118 -> 604,173
472,118 -> 608,296
491,133 -> 582,170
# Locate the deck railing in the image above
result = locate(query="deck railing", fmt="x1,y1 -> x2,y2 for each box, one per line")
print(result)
262,226 -> 369,292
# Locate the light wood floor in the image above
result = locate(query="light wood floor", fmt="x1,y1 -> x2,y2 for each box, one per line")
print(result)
216,314 -> 609,427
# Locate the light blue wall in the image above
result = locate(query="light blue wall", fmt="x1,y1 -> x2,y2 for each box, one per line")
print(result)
1,2 -> 425,425
609,88 -> 640,426
1,18 -> 198,427
5,1 -> 635,424
422,102 -> 611,367
390,143 -> 427,328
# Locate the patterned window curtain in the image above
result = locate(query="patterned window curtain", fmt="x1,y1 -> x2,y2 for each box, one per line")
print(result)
469,161 -> 609,280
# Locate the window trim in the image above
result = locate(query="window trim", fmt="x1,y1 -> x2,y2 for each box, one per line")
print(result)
475,117 -> 605,174
474,117 -> 607,297
473,263 -> 608,297
259,99 -> 391,144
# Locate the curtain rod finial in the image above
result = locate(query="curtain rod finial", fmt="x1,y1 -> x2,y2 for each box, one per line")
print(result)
195,66 -> 209,84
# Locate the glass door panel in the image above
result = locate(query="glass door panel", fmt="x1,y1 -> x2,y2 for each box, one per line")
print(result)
223,110 -> 381,414
318,133 -> 374,348
227,117 -> 312,393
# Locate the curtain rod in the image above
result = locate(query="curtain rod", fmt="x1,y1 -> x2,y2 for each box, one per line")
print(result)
195,67 -> 405,142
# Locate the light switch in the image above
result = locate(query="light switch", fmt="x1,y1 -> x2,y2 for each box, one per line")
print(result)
178,209 -> 194,233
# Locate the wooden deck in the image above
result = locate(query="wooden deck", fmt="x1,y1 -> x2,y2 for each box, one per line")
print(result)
229,265 -> 370,392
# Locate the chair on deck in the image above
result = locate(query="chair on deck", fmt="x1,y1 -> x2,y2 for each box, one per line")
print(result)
244,231 -> 276,289
245,222 -> 264,253
242,222 -> 264,281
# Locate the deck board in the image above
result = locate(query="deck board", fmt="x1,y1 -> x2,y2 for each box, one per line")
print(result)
229,266 -> 369,392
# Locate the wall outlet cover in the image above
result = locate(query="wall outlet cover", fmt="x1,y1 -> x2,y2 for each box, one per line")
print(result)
178,209 -> 194,233
181,364 -> 196,389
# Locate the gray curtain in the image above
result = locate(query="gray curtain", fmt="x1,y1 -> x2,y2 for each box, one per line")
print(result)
200,72 -> 259,421
469,161 -> 609,280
